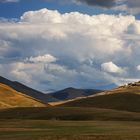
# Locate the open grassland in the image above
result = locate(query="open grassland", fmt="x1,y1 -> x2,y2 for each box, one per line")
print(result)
0,120 -> 140,140
0,106 -> 140,140
0,83 -> 46,108
0,107 -> 140,121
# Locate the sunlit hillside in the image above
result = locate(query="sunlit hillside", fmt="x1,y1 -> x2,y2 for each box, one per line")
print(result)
0,83 -> 46,108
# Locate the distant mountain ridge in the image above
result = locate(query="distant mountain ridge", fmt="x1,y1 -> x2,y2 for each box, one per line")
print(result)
0,76 -> 102,104
49,87 -> 102,101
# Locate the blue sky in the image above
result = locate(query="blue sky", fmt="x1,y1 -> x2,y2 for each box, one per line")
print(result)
0,0 -> 140,91
0,0 -> 140,19
0,0 -> 112,18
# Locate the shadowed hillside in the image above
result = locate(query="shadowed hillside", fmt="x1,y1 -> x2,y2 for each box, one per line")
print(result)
0,83 -> 46,108
0,107 -> 140,121
59,82 -> 140,112
60,93 -> 140,112
49,87 -> 102,101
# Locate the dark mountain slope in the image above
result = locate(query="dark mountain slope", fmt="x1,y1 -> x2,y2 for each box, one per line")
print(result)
49,87 -> 102,101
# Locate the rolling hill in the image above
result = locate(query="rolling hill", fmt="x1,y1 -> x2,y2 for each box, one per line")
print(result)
0,76 -> 102,103
0,77 -> 140,121
59,81 -> 140,112
0,76 -> 57,103
91,81 -> 140,96
0,83 -> 46,108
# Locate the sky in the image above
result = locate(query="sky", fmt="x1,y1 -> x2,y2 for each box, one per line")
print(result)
0,0 -> 140,92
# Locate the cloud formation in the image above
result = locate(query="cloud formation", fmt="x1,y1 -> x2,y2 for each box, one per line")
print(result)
0,8 -> 140,91
73,0 -> 140,14
114,0 -> 140,14
101,62 -> 124,74
25,54 -> 57,63
137,65 -> 140,71
75,0 -> 116,8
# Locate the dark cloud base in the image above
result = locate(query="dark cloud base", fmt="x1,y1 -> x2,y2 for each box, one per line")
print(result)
76,0 -> 116,8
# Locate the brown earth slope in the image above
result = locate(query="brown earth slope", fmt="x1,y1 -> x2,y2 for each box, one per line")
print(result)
0,83 -> 47,108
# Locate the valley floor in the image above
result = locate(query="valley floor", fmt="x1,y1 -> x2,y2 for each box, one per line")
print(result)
0,120 -> 140,140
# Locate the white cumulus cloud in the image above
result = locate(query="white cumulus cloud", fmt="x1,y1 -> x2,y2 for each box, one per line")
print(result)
0,8 -> 140,91
101,62 -> 124,74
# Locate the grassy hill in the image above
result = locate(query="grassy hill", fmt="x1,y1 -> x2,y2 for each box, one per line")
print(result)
0,76 -> 57,103
96,81 -> 140,96
60,93 -> 140,112
59,82 -> 140,112
0,83 -> 46,108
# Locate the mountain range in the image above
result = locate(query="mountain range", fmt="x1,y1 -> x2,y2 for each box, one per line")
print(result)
0,76 -> 101,107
